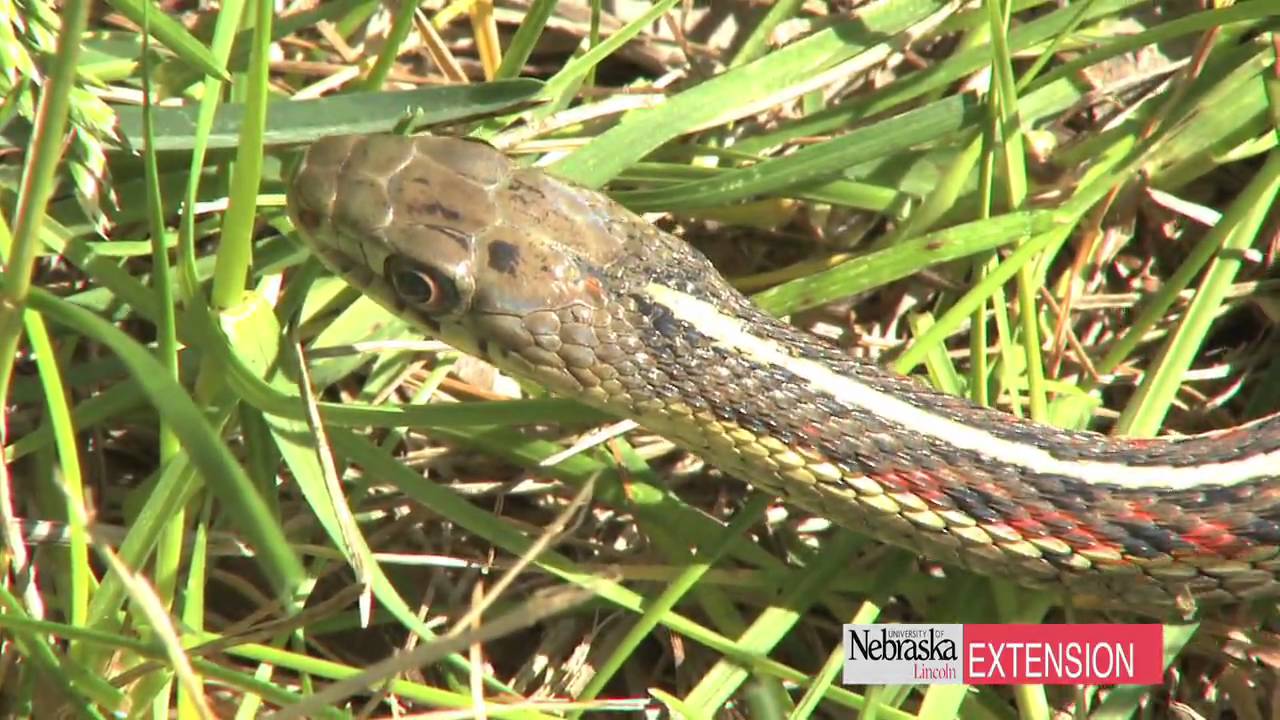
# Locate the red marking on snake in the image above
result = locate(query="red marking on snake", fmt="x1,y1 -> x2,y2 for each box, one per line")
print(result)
1010,517 -> 1051,538
1183,523 -> 1244,553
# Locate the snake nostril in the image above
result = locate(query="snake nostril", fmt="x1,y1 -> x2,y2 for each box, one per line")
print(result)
294,207 -> 323,232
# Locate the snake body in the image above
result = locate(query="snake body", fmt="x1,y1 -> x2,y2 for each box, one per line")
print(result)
286,134 -> 1280,608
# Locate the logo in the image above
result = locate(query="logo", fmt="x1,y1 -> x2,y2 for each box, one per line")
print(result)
843,624 -> 1163,685
844,624 -> 963,684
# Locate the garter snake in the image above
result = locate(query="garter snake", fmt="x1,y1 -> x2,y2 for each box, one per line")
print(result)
285,133 -> 1280,608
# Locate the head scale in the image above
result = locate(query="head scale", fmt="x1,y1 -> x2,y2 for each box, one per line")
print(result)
287,134 -> 666,397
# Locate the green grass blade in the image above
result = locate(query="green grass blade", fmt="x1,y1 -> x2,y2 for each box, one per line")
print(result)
27,288 -> 306,601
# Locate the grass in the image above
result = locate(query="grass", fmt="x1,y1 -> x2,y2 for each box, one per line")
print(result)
1,0 -> 1279,717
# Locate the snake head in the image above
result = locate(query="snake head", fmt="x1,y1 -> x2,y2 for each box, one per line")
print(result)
287,134 -> 654,396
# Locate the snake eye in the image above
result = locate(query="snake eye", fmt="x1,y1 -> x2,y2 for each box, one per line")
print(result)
387,260 -> 457,313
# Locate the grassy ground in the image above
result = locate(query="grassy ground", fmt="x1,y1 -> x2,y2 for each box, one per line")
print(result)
2,0 -> 1279,717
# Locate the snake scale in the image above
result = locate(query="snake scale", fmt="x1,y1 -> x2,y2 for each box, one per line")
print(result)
285,133 -> 1280,609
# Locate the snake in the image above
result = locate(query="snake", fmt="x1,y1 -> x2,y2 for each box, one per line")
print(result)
285,133 -> 1280,609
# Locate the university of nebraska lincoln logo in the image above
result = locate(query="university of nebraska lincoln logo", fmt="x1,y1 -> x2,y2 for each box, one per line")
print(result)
844,624 -> 963,684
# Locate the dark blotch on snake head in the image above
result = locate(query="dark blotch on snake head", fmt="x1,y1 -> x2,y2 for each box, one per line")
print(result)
487,240 -> 521,275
